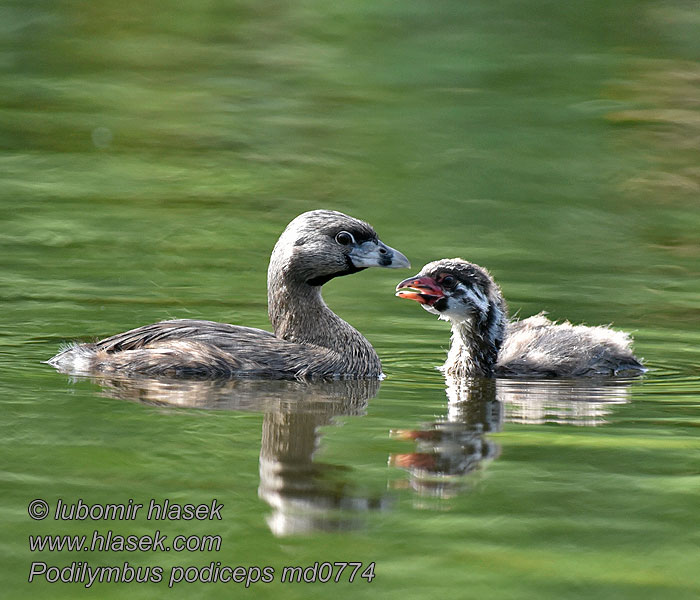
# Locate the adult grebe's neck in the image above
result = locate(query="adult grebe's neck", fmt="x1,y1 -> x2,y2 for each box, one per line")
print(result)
267,267 -> 381,374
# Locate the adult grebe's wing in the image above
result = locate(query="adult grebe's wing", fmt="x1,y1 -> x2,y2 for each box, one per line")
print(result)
93,319 -> 275,352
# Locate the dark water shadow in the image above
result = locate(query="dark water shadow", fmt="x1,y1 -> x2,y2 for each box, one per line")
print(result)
63,374 -> 390,536
391,376 -> 640,501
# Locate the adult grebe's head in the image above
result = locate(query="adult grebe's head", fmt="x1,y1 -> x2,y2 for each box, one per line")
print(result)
269,210 -> 410,287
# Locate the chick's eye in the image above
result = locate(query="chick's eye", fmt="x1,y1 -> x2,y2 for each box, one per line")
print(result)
335,231 -> 355,246
441,275 -> 456,287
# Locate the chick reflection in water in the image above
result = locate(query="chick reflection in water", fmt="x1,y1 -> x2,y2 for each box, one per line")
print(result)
390,379 -> 502,500
391,376 -> 636,501
78,375 -> 390,536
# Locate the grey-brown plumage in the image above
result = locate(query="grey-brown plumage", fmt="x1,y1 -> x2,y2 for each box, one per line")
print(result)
48,210 -> 410,380
396,258 -> 645,378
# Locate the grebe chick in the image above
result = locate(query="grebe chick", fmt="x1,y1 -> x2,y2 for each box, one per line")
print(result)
396,258 -> 644,378
48,210 -> 410,380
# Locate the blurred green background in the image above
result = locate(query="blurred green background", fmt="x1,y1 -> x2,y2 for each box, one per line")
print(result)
2,0 -> 699,598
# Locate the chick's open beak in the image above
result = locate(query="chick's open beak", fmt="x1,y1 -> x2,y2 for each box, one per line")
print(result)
395,276 -> 445,305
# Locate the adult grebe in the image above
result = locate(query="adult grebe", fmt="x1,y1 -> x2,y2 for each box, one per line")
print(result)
49,210 -> 410,379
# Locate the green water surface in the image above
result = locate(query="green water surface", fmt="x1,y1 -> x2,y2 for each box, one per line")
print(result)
2,1 -> 699,599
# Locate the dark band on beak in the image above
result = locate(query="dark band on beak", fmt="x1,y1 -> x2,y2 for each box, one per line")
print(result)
349,239 -> 410,269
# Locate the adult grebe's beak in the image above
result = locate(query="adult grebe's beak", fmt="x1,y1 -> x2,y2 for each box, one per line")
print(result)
349,239 -> 410,269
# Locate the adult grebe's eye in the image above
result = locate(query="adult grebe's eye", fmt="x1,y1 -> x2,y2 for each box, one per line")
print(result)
441,275 -> 456,287
335,231 -> 355,246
